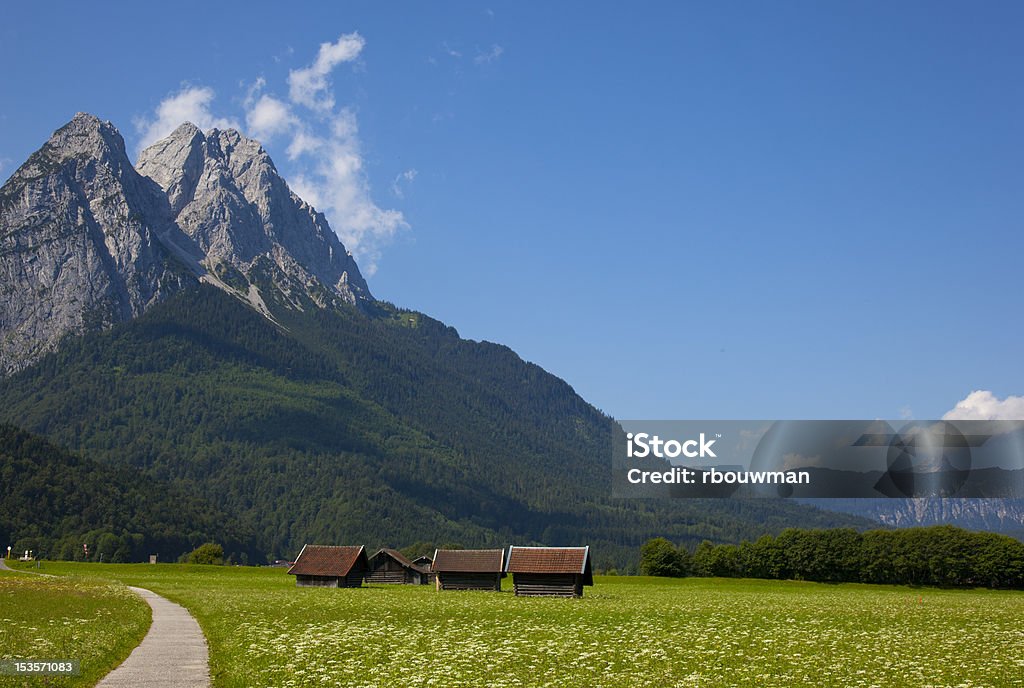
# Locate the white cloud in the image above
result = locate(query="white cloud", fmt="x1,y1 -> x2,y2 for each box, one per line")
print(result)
285,109 -> 407,275
391,168 -> 418,198
136,32 -> 406,277
942,391 -> 1024,420
135,86 -> 240,151
475,44 -> 504,64
288,32 -> 365,111
442,42 -> 462,59
246,94 -> 297,142
243,77 -> 266,108
286,129 -> 321,160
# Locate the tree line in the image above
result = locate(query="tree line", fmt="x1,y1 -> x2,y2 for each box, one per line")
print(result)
640,525 -> 1024,589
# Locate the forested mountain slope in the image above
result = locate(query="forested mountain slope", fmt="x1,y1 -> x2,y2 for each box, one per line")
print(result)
0,286 -> 871,568
0,424 -> 250,561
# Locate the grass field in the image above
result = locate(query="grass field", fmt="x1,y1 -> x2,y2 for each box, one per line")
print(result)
0,565 -> 149,687
6,561 -> 1024,687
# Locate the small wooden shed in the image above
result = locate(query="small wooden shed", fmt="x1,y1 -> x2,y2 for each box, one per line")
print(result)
366,548 -> 430,585
431,549 -> 505,591
287,544 -> 368,588
505,546 -> 593,597
412,555 -> 436,583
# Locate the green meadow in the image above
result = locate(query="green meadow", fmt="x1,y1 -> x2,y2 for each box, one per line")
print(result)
5,561 -> 1024,687
0,567 -> 149,687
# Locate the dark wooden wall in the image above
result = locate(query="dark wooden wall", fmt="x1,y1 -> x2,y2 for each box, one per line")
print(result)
512,573 -> 584,597
296,575 -> 340,588
366,556 -> 424,584
344,562 -> 367,588
436,572 -> 501,591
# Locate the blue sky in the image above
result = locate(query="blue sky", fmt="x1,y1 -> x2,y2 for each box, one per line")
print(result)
1,1 -> 1022,420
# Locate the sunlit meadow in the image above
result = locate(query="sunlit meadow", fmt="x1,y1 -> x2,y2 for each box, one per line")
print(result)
10,561 -> 1024,687
0,568 -> 149,687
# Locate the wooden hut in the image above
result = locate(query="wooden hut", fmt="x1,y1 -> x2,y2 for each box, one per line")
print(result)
412,555 -> 436,583
505,546 -> 593,597
366,548 -> 430,585
431,549 -> 505,591
287,545 -> 368,588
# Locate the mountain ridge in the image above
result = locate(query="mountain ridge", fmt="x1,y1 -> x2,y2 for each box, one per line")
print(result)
137,121 -> 369,309
0,113 -> 195,373
0,113 -> 368,374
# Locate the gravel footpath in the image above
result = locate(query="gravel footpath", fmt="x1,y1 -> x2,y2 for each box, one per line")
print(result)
1,559 -> 211,687
96,586 -> 211,687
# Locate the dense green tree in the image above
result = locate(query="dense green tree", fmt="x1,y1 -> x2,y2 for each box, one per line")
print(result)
693,540 -> 741,578
184,543 -> 224,565
739,535 -> 786,579
640,538 -> 689,577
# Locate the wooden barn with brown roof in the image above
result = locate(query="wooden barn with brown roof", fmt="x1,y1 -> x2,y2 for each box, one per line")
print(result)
431,548 -> 505,591
505,546 -> 593,597
366,548 -> 430,585
287,545 -> 369,588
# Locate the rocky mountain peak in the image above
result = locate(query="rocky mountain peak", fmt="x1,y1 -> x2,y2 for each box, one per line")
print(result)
0,113 -> 374,374
137,122 -> 370,309
0,114 -> 195,375
5,113 -> 136,195
50,112 -> 128,161
134,122 -> 205,213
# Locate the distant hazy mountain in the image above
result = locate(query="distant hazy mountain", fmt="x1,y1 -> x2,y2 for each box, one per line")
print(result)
802,498 -> 1024,541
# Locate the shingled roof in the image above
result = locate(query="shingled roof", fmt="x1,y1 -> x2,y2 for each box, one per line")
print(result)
431,548 -> 505,573
287,545 -> 367,577
505,546 -> 593,584
373,548 -> 429,573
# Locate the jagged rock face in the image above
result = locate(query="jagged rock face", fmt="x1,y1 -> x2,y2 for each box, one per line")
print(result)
0,113 -> 195,374
137,124 -> 369,309
0,113 -> 373,374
